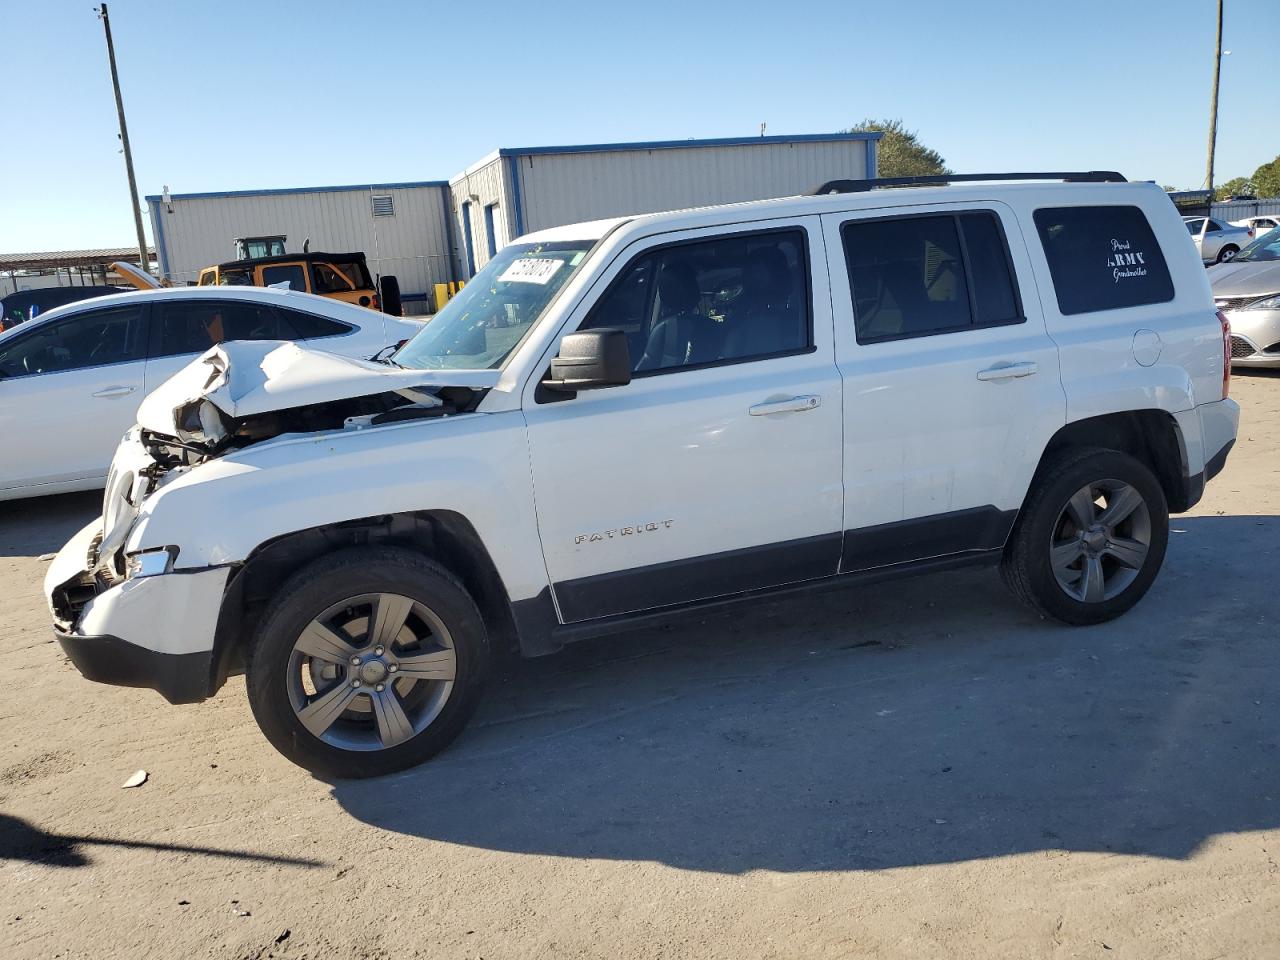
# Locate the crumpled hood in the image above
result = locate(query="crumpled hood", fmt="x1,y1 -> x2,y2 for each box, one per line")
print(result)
136,340 -> 499,436
1208,260 -> 1280,299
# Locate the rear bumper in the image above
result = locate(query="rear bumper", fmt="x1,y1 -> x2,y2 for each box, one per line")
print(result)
1175,398 -> 1239,511
55,630 -> 212,705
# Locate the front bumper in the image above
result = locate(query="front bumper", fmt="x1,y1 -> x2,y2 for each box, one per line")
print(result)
46,519 -> 230,704
1226,308 -> 1280,367
54,630 -> 212,705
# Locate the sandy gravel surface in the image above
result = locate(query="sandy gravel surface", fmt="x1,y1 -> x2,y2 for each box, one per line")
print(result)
2,372 -> 1278,960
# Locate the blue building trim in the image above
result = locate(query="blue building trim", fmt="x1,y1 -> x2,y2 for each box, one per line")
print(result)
865,138 -> 877,178
144,180 -> 450,203
505,154 -> 526,238
440,187 -> 460,283
149,200 -> 171,279
497,132 -> 881,159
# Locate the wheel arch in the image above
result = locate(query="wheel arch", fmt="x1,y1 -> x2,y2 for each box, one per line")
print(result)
1025,409 -> 1194,520
208,510 -> 520,696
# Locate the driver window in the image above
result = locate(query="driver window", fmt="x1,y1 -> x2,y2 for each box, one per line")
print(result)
0,305 -> 146,378
582,229 -> 811,375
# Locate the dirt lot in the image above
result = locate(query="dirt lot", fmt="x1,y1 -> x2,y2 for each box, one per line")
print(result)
2,373 -> 1278,960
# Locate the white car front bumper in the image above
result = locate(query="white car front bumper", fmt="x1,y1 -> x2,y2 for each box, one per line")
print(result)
46,518 -> 229,703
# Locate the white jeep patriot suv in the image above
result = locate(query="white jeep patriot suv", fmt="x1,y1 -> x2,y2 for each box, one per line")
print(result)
46,172 -> 1240,777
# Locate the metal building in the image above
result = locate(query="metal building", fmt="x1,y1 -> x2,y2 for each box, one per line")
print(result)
450,133 -> 879,274
147,132 -> 880,311
147,182 -> 453,310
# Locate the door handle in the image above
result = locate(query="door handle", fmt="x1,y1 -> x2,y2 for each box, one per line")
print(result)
976,361 -> 1038,382
92,385 -> 137,399
749,394 -> 821,416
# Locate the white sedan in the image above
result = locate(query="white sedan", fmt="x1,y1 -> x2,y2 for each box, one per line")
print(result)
0,286 -> 423,501
1229,215 -> 1280,238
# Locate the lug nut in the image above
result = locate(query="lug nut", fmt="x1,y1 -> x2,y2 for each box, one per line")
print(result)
387,664 -> 398,674
351,679 -> 361,688
375,684 -> 385,692
374,646 -> 384,655
350,655 -> 361,665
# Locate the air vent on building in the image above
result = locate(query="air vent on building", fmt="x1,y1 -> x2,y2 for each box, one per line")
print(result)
371,194 -> 394,217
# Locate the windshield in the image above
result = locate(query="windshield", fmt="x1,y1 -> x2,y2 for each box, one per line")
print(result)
1234,228 -> 1280,263
396,240 -> 594,370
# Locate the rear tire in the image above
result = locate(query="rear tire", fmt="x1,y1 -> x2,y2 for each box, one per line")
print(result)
1001,447 -> 1169,625
1216,245 -> 1239,263
246,546 -> 489,778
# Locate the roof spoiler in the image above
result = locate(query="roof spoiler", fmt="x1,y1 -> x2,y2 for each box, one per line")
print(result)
809,171 -> 1127,195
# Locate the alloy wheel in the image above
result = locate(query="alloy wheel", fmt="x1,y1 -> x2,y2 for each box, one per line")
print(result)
285,592 -> 456,752
1049,479 -> 1152,603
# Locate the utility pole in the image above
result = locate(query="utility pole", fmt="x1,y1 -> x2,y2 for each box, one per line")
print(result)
1205,0 -> 1224,197
97,3 -> 150,275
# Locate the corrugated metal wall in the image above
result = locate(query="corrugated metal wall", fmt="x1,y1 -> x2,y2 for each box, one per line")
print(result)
512,139 -> 873,235
149,183 -> 453,310
447,155 -> 515,274
1210,198 -> 1280,220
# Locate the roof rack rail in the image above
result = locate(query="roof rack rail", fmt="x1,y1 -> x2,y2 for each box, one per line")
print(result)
809,171 -> 1127,195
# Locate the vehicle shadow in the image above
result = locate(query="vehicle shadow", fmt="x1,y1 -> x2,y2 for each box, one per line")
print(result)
331,514 -> 1280,874
0,491 -> 99,559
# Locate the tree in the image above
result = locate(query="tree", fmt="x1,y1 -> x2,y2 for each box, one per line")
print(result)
845,119 -> 949,178
1214,176 -> 1253,200
1252,155 -> 1280,198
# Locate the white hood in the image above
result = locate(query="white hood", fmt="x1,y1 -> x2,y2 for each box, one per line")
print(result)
136,340 -> 499,437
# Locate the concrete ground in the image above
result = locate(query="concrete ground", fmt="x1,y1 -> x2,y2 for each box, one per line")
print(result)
2,373 -> 1278,960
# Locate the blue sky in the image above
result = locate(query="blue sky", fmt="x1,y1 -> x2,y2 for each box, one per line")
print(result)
1,0 -> 1275,252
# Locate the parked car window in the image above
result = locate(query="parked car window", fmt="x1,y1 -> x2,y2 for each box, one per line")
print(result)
583,229 -> 811,374
1034,206 -> 1175,316
261,265 -> 307,291
312,262 -> 360,294
840,212 -> 1021,343
152,300 -> 281,357
0,304 -> 146,377
218,267 -> 253,286
275,307 -> 353,339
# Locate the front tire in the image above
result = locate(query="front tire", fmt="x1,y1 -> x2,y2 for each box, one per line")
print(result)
1001,447 -> 1169,625
246,547 -> 489,778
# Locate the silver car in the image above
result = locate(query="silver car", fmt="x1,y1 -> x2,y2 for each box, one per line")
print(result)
1209,227 -> 1280,368
1185,216 -> 1255,264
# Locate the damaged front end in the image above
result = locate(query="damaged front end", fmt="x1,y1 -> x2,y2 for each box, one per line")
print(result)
138,340 -> 496,473
50,340 -> 498,632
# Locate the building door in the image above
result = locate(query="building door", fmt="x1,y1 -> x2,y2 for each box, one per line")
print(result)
461,202 -> 477,276
484,203 -> 501,258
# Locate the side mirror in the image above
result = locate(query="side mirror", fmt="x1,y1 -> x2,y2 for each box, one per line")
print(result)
545,329 -> 631,392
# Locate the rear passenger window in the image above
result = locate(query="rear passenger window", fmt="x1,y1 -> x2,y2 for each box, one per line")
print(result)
841,211 -> 1022,343
152,300 -> 281,358
276,307 -> 352,340
582,229 -> 811,374
1034,205 -> 1174,315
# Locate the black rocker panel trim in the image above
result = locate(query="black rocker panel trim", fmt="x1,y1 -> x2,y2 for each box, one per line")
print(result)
841,505 -> 1016,573
554,533 -> 843,623
550,505 -> 1018,626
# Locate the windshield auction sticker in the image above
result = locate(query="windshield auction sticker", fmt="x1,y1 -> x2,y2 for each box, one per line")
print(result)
498,258 -> 564,285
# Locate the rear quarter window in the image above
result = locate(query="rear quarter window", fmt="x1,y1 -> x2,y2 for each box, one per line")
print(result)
1033,205 -> 1175,315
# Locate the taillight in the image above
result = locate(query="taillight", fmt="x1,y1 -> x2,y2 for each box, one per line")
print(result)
1218,309 -> 1231,399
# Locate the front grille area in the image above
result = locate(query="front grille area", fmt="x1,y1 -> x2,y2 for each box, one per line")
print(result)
1217,296 -> 1257,312
1230,335 -> 1257,359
